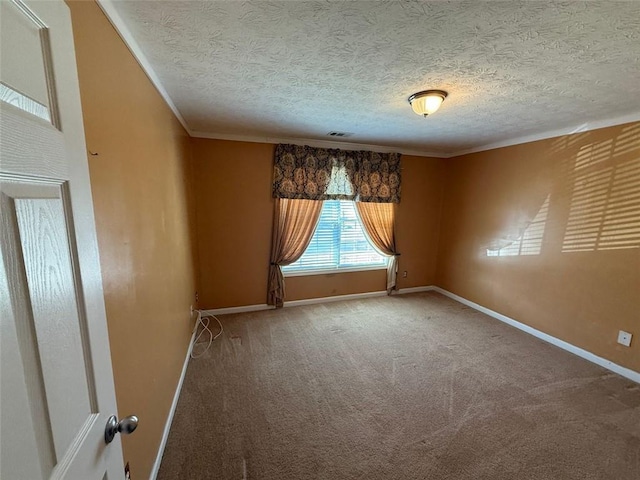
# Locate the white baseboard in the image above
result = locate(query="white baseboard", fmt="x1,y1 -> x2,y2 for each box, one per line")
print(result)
284,289 -> 388,307
149,326 -> 197,480
202,303 -> 272,316
431,287 -> 640,385
396,285 -> 436,294
202,286 -> 437,316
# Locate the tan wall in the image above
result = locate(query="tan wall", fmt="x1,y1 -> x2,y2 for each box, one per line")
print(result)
437,122 -> 640,372
192,138 -> 445,308
68,2 -> 198,477
66,10 -> 639,478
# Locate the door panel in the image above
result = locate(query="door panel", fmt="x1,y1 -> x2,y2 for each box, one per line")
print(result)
0,107 -> 67,178
0,0 -> 125,478
0,195 -> 56,478
10,182 -> 94,457
0,0 -> 51,115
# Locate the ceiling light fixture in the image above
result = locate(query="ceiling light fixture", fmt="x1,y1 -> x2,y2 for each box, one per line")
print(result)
408,90 -> 448,117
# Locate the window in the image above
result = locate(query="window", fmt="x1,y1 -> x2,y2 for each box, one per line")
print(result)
282,200 -> 387,275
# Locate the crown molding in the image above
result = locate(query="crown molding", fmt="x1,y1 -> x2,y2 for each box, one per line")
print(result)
96,0 -> 193,136
190,131 -> 448,158
450,111 -> 640,157
92,1 -> 640,160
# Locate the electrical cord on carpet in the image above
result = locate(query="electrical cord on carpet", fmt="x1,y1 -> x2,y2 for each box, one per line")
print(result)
191,309 -> 223,358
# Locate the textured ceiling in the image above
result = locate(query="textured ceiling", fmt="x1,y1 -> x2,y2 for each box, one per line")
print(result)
108,0 -> 640,156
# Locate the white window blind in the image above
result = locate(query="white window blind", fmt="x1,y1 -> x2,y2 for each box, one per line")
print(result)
282,200 -> 387,273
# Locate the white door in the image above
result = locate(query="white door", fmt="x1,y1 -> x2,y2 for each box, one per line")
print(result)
0,0 -> 127,478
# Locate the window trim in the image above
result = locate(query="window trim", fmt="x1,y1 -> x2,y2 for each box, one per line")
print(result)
281,200 -> 388,276
282,263 -> 388,277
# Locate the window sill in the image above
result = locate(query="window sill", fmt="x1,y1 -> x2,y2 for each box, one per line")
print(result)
282,265 -> 388,277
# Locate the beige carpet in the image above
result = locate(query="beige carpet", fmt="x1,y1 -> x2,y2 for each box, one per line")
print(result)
157,292 -> 640,479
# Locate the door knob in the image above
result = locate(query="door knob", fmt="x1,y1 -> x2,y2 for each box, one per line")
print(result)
104,415 -> 138,444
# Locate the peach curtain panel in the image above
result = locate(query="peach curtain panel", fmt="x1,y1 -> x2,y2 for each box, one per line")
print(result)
268,198 -> 324,307
356,202 -> 399,293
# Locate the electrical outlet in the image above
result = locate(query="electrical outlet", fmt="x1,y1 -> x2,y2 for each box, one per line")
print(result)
403,271 -> 408,278
617,330 -> 632,347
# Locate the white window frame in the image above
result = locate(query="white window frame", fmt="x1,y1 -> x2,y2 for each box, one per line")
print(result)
282,200 -> 389,277
283,263 -> 388,277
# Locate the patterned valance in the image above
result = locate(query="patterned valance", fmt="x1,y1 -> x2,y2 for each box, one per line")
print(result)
272,144 -> 401,203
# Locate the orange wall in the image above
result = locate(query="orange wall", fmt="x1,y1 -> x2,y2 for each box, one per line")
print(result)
67,11 -> 639,477
68,1 -> 198,478
437,122 -> 640,372
192,138 -> 445,308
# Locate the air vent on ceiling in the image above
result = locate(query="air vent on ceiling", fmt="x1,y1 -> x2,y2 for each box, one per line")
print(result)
327,131 -> 353,137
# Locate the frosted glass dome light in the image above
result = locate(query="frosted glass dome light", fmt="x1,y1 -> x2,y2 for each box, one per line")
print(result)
408,90 -> 448,117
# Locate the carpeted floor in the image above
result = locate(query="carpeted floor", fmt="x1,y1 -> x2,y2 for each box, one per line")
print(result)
157,292 -> 640,479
